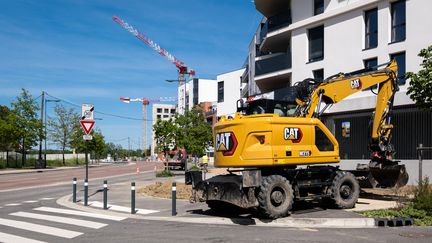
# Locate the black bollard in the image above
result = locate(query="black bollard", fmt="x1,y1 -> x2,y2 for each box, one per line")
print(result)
103,180 -> 108,210
72,178 -> 77,203
84,178 -> 88,206
172,181 -> 176,216
131,182 -> 136,214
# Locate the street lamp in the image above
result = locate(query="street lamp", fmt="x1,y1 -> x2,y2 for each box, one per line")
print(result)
44,99 -> 60,167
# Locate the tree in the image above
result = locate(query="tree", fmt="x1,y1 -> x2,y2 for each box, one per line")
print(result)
153,118 -> 177,159
406,45 -> 432,111
175,107 -> 213,158
48,104 -> 80,165
70,124 -> 106,162
0,106 -> 19,167
11,89 -> 42,166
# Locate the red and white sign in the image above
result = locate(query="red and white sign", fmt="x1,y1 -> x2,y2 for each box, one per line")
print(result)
80,120 -> 95,135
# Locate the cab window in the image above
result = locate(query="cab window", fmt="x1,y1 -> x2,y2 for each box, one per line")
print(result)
315,126 -> 334,151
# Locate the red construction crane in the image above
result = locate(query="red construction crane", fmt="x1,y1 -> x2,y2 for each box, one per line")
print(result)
119,96 -> 176,155
112,16 -> 195,79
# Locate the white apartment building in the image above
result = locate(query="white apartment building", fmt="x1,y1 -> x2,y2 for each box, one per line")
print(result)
216,68 -> 246,117
151,103 -> 177,156
243,0 -> 432,159
177,78 -> 217,114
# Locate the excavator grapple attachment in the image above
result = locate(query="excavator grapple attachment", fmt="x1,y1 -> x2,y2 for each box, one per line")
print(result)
369,160 -> 409,188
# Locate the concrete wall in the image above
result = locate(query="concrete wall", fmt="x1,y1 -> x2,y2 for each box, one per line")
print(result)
216,69 -> 245,117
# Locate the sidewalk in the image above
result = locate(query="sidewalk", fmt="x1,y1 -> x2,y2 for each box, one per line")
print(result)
0,162 -> 113,175
58,169 -> 403,228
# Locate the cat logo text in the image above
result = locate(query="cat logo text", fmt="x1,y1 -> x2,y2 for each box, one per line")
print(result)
216,132 -> 238,156
284,127 -> 302,143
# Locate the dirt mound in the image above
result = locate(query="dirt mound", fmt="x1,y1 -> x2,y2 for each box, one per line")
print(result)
137,181 -> 192,200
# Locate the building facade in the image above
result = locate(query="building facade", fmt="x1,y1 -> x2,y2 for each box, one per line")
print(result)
216,68 -> 246,117
177,78 -> 217,115
243,0 -> 432,159
151,103 -> 177,156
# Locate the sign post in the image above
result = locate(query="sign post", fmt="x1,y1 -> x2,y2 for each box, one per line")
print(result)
80,104 -> 95,181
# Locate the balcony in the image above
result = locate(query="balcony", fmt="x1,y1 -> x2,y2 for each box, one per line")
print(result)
259,12 -> 291,44
255,0 -> 290,18
255,52 -> 291,77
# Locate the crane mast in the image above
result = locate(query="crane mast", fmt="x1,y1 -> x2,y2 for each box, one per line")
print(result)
120,97 -> 176,155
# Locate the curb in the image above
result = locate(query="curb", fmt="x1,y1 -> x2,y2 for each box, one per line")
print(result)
56,195 -> 377,228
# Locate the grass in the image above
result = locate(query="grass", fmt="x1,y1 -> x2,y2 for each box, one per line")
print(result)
360,177 -> 432,226
155,169 -> 174,177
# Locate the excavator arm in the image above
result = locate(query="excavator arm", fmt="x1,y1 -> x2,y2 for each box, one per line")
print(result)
298,60 -> 407,187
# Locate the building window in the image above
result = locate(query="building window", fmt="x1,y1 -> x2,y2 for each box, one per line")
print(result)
364,57 -> 378,90
218,81 -> 224,103
313,69 -> 324,81
157,115 -> 161,119
364,8 -> 378,49
157,108 -> 162,113
193,78 -> 199,106
308,25 -> 324,62
390,52 -> 406,85
164,108 -> 169,113
314,0 -> 324,15
170,109 -> 176,114
163,115 -> 169,118
391,0 -> 406,43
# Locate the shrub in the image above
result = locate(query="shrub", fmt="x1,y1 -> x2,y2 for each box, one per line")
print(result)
413,177 -> 432,214
156,169 -> 174,177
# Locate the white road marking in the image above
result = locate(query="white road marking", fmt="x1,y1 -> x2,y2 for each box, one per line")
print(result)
22,200 -> 38,203
10,211 -> 107,229
4,203 -> 21,206
39,197 -> 54,200
34,206 -> 126,221
88,201 -> 160,215
0,218 -> 82,239
0,231 -> 47,243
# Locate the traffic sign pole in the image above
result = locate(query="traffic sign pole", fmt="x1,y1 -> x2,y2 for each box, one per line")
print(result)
85,140 -> 88,180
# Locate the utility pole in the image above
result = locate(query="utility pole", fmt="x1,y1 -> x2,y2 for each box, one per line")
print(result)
36,91 -> 45,169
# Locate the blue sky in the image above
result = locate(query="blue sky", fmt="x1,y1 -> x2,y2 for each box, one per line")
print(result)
0,0 -> 260,149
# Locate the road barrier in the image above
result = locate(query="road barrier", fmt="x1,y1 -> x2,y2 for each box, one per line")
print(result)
172,181 -> 176,216
84,178 -> 88,206
72,178 -> 77,203
103,180 -> 108,210
131,182 -> 136,214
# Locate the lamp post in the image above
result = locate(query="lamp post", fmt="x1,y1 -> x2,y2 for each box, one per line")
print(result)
44,98 -> 60,168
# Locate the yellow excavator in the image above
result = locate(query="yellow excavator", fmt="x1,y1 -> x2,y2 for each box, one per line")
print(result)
186,60 -> 408,218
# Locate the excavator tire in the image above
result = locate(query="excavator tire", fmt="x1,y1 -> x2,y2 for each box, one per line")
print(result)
327,171 -> 360,209
257,175 -> 294,219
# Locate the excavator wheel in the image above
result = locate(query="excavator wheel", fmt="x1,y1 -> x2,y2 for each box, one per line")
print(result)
257,175 -> 294,219
326,171 -> 360,209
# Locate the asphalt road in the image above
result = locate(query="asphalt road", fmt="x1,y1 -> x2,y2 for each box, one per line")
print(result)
0,163 -> 431,243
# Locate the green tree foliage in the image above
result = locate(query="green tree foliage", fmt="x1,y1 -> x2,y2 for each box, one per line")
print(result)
153,118 -> 177,157
176,107 -> 213,157
11,89 -> 42,164
153,106 -> 213,158
0,105 -> 19,151
48,104 -> 80,165
406,45 -> 432,111
70,121 -> 107,161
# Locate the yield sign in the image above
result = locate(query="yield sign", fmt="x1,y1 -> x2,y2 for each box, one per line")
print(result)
80,120 -> 95,135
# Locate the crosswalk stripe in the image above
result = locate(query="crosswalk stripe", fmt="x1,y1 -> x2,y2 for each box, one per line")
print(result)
39,198 -> 54,200
22,200 -> 38,203
89,201 -> 160,215
10,212 -> 107,229
0,218 -> 82,239
5,203 -> 21,206
0,231 -> 47,243
34,206 -> 126,221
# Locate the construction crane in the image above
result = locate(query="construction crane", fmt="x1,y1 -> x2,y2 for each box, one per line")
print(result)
112,16 -> 195,114
119,96 -> 177,155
